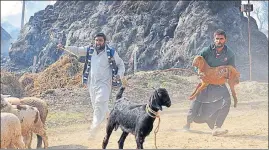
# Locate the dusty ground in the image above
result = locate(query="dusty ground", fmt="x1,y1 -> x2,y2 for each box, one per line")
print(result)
29,72 -> 268,149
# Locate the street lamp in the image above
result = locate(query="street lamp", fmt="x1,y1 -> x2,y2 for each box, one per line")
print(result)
240,0 -> 253,81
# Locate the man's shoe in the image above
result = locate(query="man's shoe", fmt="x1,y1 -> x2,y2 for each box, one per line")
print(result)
183,123 -> 190,131
212,127 -> 228,136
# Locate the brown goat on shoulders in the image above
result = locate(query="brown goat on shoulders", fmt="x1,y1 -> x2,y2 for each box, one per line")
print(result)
189,55 -> 240,108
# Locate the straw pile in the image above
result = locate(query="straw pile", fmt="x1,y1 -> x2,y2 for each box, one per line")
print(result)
30,55 -> 83,95
18,73 -> 39,95
0,70 -> 24,97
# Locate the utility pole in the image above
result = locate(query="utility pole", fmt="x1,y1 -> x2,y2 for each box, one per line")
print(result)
21,0 -> 25,29
194,33 -> 197,53
134,50 -> 137,73
32,56 -> 37,73
240,0 -> 253,81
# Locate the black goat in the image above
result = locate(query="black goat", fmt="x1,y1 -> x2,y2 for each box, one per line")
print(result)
102,87 -> 171,149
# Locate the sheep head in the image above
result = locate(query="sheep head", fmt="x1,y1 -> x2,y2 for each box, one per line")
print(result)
16,105 -> 40,124
1,94 -> 12,112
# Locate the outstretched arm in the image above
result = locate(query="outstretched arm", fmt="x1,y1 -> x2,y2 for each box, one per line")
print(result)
64,46 -> 88,57
57,43 -> 88,57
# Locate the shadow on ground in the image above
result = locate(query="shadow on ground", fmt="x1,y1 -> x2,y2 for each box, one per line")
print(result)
168,128 -> 212,135
48,145 -> 88,149
222,134 -> 268,141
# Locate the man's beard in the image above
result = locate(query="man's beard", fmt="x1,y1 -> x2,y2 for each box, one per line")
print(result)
95,44 -> 105,50
215,43 -> 224,48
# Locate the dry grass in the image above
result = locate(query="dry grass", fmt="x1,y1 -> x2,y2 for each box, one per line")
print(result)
1,55 -> 84,97
30,55 -> 83,96
19,73 -> 38,95
0,70 -> 24,97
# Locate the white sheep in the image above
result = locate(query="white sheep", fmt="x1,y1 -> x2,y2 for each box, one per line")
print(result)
1,112 -> 25,149
5,96 -> 48,148
0,95 -> 49,149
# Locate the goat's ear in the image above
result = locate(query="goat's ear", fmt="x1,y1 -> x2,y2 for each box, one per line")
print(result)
152,93 -> 162,111
157,104 -> 162,111
152,102 -> 162,111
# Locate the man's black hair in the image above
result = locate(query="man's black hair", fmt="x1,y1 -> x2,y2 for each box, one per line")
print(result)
94,33 -> 106,41
214,29 -> 226,39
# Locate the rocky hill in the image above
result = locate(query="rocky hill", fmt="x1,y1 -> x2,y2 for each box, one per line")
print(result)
8,1 -> 268,81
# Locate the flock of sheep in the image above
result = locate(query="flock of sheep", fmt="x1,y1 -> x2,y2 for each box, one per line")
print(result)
1,94 -> 48,149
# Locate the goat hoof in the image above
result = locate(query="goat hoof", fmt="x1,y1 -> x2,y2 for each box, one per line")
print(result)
234,102 -> 237,108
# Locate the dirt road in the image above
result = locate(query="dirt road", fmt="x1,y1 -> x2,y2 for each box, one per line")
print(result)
37,100 -> 268,149
31,75 -> 268,149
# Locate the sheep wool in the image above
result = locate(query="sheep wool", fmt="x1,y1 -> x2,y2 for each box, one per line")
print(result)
5,96 -> 49,148
1,113 -> 25,149
1,95 -> 49,149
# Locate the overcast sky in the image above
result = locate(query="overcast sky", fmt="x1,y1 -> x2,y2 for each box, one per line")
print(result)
1,1 -> 267,30
1,1 -> 56,28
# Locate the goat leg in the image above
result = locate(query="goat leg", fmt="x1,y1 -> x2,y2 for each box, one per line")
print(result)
229,83 -> 238,108
189,83 -> 202,100
136,135 -> 145,149
102,122 -> 115,149
118,132 -> 129,149
189,82 -> 208,100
